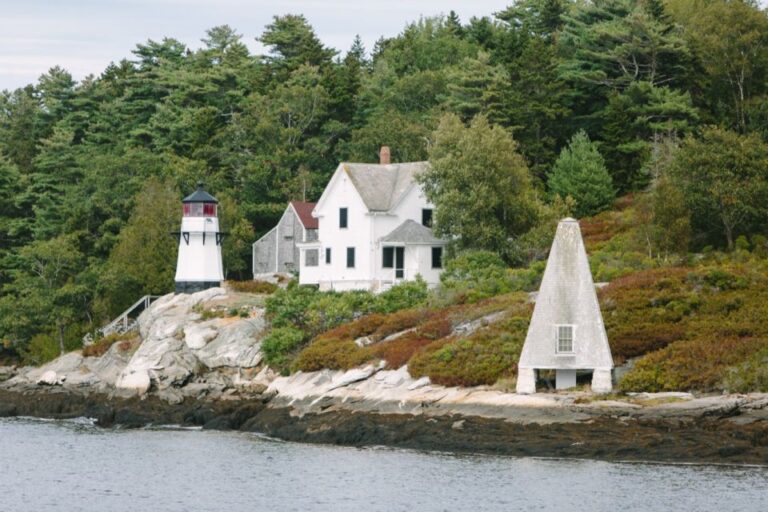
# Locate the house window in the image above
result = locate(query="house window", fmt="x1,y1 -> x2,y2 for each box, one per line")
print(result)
306,229 -> 318,242
556,325 -> 574,354
431,247 -> 443,269
325,247 -> 331,264
346,247 -> 355,268
422,208 -> 433,227
305,249 -> 319,267
382,247 -> 394,268
339,207 -> 348,228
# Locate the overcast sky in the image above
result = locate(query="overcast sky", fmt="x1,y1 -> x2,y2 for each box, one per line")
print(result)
0,0 -> 517,91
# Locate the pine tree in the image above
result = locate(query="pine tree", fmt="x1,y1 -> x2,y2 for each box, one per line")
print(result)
548,130 -> 615,218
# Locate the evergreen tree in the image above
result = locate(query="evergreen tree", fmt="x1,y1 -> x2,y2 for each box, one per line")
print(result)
548,130 -> 615,218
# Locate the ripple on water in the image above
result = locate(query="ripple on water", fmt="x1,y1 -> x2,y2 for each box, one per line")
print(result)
1,417 -> 766,512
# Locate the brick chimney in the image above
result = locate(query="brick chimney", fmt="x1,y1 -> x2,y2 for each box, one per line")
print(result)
379,146 -> 391,165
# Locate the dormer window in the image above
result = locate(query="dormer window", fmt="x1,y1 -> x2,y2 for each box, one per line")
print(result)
556,325 -> 575,354
339,207 -> 348,228
422,208 -> 433,227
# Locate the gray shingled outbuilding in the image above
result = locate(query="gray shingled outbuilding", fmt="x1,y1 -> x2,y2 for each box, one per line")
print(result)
516,218 -> 613,393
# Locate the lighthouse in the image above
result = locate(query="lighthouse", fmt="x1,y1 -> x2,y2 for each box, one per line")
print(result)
174,182 -> 224,293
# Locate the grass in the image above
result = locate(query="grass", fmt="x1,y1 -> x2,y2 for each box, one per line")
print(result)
82,332 -> 138,357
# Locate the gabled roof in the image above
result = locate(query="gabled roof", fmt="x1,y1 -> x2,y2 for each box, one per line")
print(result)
290,201 -> 318,229
380,219 -> 446,245
342,162 -> 429,212
182,182 -> 218,203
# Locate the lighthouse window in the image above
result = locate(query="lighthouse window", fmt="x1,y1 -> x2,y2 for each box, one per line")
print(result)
184,203 -> 205,217
556,325 -> 574,354
203,203 -> 217,216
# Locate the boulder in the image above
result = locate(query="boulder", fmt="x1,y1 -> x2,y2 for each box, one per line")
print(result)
85,341 -> 132,387
192,316 -> 264,369
328,365 -> 378,391
407,376 -> 431,391
116,369 -> 151,394
184,322 -> 218,349
37,370 -> 64,386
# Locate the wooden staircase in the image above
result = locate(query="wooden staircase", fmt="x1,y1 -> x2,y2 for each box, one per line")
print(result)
83,295 -> 161,346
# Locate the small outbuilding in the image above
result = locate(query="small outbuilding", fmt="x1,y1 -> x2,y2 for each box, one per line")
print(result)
516,218 -> 613,394
252,201 -> 318,277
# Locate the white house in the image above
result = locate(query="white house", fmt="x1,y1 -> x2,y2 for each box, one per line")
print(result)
252,201 -> 318,276
516,218 -> 613,394
298,148 -> 447,291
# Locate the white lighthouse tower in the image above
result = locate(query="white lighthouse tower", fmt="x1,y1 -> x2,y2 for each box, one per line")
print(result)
174,182 -> 224,293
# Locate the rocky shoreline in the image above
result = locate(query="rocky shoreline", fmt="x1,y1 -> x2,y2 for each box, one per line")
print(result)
2,287 -> 767,465
1,387 -> 767,465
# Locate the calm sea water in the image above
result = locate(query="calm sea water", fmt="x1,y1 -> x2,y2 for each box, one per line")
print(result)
0,417 -> 765,512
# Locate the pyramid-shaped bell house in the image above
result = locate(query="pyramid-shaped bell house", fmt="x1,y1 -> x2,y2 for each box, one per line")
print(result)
516,218 -> 613,394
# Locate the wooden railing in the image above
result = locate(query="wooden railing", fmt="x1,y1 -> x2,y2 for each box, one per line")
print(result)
83,295 -> 161,345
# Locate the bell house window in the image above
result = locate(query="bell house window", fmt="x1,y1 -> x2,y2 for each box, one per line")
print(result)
339,207 -> 348,228
556,324 -> 574,354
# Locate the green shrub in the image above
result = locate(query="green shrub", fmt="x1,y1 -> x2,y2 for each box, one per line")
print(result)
265,282 -> 321,329
506,260 -> 545,292
375,276 -> 428,313
22,334 -> 61,366
439,250 -> 513,302
618,336 -> 768,392
702,269 -> 746,290
293,338 -> 371,372
262,327 -> 307,369
227,280 -> 278,294
409,310 -> 530,387
723,347 -> 768,393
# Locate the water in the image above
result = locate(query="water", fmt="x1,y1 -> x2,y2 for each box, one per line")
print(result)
0,417 -> 766,512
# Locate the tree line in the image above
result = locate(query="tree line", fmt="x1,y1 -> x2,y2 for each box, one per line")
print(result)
1,0 -> 767,360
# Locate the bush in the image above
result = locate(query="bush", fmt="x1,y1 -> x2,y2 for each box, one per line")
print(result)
262,327 -> 307,369
618,336 -> 768,392
723,347 -> 768,393
439,250 -> 513,302
82,332 -> 136,358
409,310 -> 530,387
21,334 -> 60,366
293,338 -> 371,372
265,282 -> 321,329
375,276 -> 428,314
227,280 -> 278,294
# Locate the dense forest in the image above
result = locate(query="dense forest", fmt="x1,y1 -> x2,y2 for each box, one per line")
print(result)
1,0 -> 767,362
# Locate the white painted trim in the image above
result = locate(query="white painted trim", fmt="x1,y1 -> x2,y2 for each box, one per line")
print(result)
555,324 -> 576,355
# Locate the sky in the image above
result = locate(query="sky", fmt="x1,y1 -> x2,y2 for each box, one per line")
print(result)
0,0 -> 515,91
